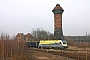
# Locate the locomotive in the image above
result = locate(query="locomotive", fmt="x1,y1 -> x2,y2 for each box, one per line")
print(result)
27,40 -> 68,50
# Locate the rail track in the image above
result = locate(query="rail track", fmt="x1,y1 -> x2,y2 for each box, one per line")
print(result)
29,48 -> 90,60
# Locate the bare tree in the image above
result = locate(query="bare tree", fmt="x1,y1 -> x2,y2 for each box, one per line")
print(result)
31,28 -> 54,40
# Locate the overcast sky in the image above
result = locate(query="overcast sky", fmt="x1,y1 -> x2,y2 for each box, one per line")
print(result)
0,0 -> 90,36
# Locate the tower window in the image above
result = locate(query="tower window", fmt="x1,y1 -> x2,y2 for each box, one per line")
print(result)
57,18 -> 59,19
55,21 -> 56,23
55,23 -> 56,25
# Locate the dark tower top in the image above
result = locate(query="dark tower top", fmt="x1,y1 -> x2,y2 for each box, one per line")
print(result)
52,4 -> 64,14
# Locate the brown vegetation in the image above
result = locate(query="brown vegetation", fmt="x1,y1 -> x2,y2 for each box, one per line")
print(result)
0,31 -> 90,60
0,33 -> 36,60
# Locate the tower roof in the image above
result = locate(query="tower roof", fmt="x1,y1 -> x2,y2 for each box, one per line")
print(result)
53,4 -> 63,10
56,4 -> 60,6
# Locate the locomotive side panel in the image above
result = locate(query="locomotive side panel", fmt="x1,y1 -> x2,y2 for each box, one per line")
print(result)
39,40 -> 68,49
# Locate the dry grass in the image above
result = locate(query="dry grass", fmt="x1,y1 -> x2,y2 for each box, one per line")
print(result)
28,49 -> 74,60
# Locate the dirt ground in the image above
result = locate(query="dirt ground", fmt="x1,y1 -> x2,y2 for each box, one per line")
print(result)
28,49 -> 75,60
27,44 -> 90,60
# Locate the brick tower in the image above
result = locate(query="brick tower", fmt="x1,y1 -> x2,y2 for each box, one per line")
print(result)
52,4 -> 64,40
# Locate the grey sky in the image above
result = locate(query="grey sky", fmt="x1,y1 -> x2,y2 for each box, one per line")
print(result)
0,0 -> 90,36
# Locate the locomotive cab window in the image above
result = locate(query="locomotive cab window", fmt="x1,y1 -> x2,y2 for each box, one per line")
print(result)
63,41 -> 66,44
59,42 -> 61,44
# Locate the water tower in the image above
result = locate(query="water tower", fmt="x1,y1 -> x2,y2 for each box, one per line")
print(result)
52,4 -> 64,40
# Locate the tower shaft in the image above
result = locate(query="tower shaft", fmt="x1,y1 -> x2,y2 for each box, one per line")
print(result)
54,14 -> 62,29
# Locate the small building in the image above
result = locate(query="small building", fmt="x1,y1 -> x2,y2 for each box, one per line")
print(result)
15,33 -> 35,42
24,33 -> 35,42
64,36 -> 90,42
15,33 -> 24,42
